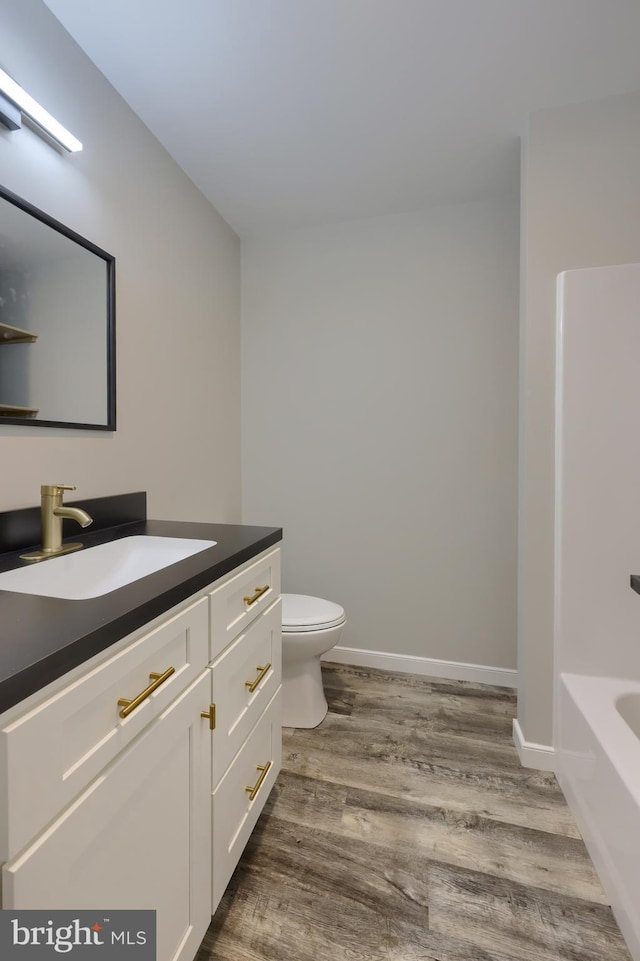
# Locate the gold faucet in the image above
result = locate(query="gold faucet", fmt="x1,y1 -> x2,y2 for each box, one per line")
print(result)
20,485 -> 93,562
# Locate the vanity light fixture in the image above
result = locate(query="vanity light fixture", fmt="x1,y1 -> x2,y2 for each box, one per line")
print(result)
0,67 -> 82,152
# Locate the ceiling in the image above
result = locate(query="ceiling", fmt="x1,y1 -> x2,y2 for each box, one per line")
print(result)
42,0 -> 640,236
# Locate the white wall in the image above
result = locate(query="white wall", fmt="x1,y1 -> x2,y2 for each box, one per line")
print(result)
242,200 -> 519,668
0,0 -> 241,522
518,89 -> 640,749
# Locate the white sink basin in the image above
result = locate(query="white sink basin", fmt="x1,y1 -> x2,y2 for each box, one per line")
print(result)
0,535 -> 217,600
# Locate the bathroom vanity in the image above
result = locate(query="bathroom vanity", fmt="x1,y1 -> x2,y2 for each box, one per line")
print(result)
0,493 -> 282,961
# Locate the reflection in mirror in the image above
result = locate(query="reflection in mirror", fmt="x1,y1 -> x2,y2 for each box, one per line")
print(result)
0,185 -> 115,429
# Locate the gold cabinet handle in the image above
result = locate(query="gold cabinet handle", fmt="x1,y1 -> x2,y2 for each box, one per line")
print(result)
245,761 -> 272,801
118,667 -> 175,718
244,663 -> 271,693
243,584 -> 269,606
200,703 -> 216,730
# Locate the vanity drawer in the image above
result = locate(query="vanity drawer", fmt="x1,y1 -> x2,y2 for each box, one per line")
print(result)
212,687 -> 281,912
210,598 -> 281,785
209,548 -> 281,659
0,596 -> 208,858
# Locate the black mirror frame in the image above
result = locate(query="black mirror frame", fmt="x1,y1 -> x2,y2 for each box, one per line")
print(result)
0,183 -> 116,431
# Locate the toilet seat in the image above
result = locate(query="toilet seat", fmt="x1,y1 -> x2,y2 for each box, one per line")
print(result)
281,593 -> 346,633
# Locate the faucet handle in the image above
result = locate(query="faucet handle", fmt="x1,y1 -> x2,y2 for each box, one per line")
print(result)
41,484 -> 77,495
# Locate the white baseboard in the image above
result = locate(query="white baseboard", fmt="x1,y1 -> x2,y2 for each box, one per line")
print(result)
321,645 -> 517,688
512,718 -> 556,772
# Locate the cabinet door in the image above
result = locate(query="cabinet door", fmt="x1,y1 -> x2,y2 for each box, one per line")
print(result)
3,673 -> 212,961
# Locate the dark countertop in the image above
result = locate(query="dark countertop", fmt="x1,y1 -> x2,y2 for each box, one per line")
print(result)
0,512 -> 282,714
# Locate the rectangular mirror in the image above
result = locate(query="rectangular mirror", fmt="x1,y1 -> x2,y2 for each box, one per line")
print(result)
0,184 -> 115,430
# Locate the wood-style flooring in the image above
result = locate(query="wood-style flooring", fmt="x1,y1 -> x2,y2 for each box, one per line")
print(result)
195,662 -> 632,961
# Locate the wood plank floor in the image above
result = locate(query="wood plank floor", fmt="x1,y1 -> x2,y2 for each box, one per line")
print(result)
195,663 -> 631,961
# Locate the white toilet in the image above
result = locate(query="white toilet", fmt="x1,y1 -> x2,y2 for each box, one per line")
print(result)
281,593 -> 346,728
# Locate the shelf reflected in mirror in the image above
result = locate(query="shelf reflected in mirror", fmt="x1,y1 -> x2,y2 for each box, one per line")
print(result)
0,184 -> 115,430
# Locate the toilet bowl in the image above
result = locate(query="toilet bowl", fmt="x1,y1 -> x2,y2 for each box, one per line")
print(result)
281,593 -> 346,728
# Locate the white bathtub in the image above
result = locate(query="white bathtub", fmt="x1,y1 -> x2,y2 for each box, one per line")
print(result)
557,673 -> 640,960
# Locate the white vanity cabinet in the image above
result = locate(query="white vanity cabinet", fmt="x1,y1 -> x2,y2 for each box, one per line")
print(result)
0,543 -> 282,961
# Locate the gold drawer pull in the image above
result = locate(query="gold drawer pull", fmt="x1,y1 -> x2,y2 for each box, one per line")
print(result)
243,584 -> 269,606
245,761 -> 272,801
245,663 -> 271,693
200,703 -> 216,730
118,667 -> 175,718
